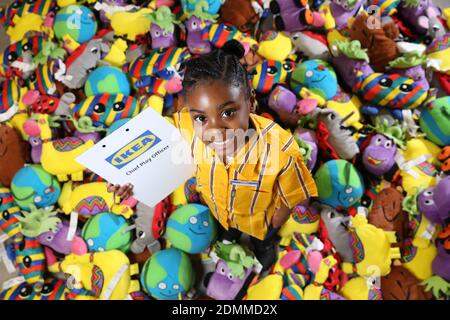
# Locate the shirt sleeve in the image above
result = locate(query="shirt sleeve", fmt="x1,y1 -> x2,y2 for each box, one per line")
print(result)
276,153 -> 318,209
173,108 -> 195,145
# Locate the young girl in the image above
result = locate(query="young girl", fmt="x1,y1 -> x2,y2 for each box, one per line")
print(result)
108,40 -> 317,270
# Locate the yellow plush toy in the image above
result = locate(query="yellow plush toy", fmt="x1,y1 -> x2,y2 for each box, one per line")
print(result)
341,215 -> 401,277
24,114 -> 94,181
278,206 -> 320,246
6,14 -> 51,43
108,8 -> 153,41
257,31 -> 293,62
397,138 -> 440,196
48,250 -> 140,300
58,181 -> 134,218
340,276 -> 383,300
327,94 -> 363,130
303,256 -> 338,300
2,79 -> 29,139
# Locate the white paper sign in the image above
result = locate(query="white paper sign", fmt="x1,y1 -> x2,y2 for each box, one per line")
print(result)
76,107 -> 196,207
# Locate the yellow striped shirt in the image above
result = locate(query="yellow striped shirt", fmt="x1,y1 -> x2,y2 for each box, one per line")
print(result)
174,110 -> 318,240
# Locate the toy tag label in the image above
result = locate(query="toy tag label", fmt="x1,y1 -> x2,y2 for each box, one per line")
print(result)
76,107 -> 196,207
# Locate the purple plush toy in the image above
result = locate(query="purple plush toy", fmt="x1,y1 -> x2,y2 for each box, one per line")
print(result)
417,176 -> 450,226
294,128 -> 319,170
206,259 -> 254,300
329,0 -> 364,30
185,15 -> 212,55
398,0 -> 441,35
37,220 -> 86,255
433,226 -> 449,281
149,5 -> 178,49
362,119 -> 407,177
331,40 -> 374,90
270,0 -> 324,32
388,52 -> 429,91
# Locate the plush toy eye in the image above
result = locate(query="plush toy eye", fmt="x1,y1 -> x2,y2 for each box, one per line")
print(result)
292,34 -> 299,41
219,267 -> 226,274
375,137 -> 382,145
46,235 -> 54,241
343,2 -> 349,9
172,284 -> 179,290
283,63 -> 293,72
138,231 -> 146,238
424,190 -> 433,196
384,140 -> 392,148
162,31 -> 169,37
224,25 -> 234,31
191,21 -> 198,29
154,30 -> 160,37
19,286 -> 32,298
203,221 -> 208,227
189,216 -> 198,224
2,210 -> 10,220
29,73 -> 36,82
42,283 -> 54,295
11,1 -> 20,9
399,83 -> 412,92
336,0 -> 342,4
113,102 -> 125,112
93,103 -> 106,113
22,43 -> 31,51
23,256 -> 32,268
44,187 -> 53,194
87,239 -> 94,246
306,70 -> 313,78
98,247 -> 104,252
345,187 -> 353,194
424,199 -> 434,205
348,197 -> 354,202
379,77 -> 392,88
7,52 -> 18,62
328,113 -> 336,121
329,211 -> 335,219
27,0 -> 36,4
227,273 -> 234,280
34,195 -> 42,203
158,282 -> 167,290
266,66 -> 278,75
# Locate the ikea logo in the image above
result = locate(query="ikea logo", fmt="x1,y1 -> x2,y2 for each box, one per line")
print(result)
105,130 -> 161,169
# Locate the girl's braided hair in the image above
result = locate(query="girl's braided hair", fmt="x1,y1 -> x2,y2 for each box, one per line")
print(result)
182,40 -> 251,98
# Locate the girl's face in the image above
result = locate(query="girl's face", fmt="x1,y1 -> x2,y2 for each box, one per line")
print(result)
185,80 -> 252,160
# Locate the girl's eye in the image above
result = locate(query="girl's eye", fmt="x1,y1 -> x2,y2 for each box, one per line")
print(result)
221,109 -> 236,118
193,115 -> 207,124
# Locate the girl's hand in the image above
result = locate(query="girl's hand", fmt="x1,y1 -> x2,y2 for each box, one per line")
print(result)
106,183 -> 134,200
271,203 -> 292,228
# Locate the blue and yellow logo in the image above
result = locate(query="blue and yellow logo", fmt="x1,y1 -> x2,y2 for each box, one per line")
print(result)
106,130 -> 161,169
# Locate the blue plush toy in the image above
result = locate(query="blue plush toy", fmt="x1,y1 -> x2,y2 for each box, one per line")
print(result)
10,165 -> 61,211
54,5 -> 98,45
290,59 -> 338,100
84,66 -> 131,96
166,204 -> 216,254
81,212 -> 133,253
314,160 -> 364,209
140,248 -> 194,300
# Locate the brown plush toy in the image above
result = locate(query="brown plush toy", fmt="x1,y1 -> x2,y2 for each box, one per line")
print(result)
368,187 -> 409,246
381,266 -> 432,300
220,0 -> 260,33
0,124 -> 30,186
349,13 -> 400,72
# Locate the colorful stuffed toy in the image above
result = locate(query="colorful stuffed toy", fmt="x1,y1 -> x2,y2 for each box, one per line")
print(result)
362,119 -> 407,177
11,164 -> 61,210
278,205 -> 321,246
54,5 -> 98,45
380,266 -> 432,300
249,59 -> 296,94
257,31 -> 293,62
419,96 -> 450,146
314,159 -> 364,208
140,248 -> 194,300
349,12 -> 400,72
48,250 -> 140,300
23,114 -> 96,181
57,181 -> 134,218
290,31 -> 331,61
17,205 -> 86,255
388,51 -> 429,91
166,203 -> 216,254
270,0 -> 325,32
130,199 -> 173,254
416,176 -> 450,226
326,0 -> 364,30
84,66 -> 131,96
398,0 -> 442,35
149,5 -> 179,50
81,212 -> 133,253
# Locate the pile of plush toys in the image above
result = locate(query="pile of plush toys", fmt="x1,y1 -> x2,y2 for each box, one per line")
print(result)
0,0 -> 449,300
